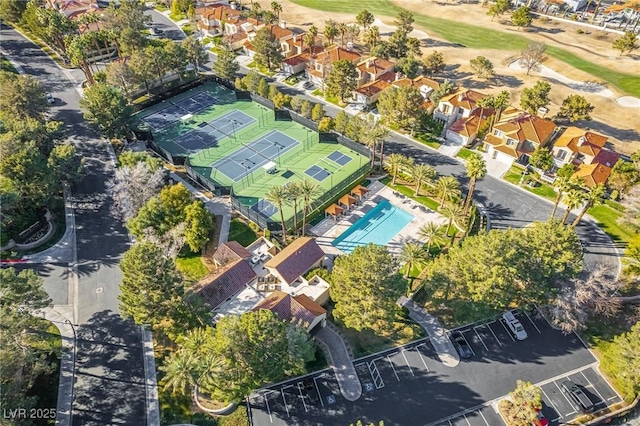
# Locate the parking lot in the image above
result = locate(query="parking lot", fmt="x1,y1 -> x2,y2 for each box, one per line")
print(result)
248,309 -> 621,426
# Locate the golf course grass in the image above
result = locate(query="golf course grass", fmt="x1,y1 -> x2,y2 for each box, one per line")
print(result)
292,0 -> 640,97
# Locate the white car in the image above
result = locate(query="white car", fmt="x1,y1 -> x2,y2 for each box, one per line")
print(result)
45,93 -> 55,104
502,311 -> 527,340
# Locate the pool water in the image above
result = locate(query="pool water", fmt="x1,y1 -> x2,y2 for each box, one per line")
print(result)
332,199 -> 414,254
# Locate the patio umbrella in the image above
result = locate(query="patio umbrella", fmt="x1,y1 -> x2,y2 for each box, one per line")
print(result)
350,185 -> 369,198
325,204 -> 344,221
339,194 -> 357,209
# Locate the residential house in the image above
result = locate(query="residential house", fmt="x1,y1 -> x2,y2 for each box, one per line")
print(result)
223,16 -> 264,50
356,57 -> 395,87
434,88 -> 486,129
550,126 -> 620,187
306,45 -> 361,87
263,237 -> 325,286
46,0 -> 103,19
195,4 -> 239,36
252,290 -> 327,331
353,71 -> 394,105
243,22 -> 306,59
445,106 -> 494,147
483,108 -> 558,165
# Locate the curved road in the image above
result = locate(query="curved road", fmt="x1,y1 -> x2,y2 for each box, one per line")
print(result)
1,24 -> 146,426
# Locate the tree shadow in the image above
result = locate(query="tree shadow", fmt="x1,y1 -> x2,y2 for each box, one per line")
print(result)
569,119 -> 640,145
496,74 -> 524,89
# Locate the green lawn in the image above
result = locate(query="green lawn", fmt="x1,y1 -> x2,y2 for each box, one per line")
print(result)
175,249 -> 209,280
291,0 -> 640,97
414,132 -> 442,150
228,218 -> 258,247
588,204 -> 636,245
456,148 -> 475,160
503,166 -> 556,200
381,176 -> 441,210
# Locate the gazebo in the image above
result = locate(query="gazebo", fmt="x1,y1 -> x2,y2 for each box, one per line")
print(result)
339,194 -> 357,210
325,204 -> 344,221
350,185 -> 369,199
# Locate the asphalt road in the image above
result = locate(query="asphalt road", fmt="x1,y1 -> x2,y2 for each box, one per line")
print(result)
0,24 -> 146,426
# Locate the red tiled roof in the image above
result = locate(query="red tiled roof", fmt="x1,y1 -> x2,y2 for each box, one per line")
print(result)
253,291 -> 326,327
213,241 -> 253,266
441,89 -> 486,110
267,24 -> 294,40
196,260 -> 256,309
573,163 -> 613,187
593,149 -> 620,168
313,46 -> 361,64
355,79 -> 391,97
493,112 -> 556,145
264,237 -> 324,284
357,57 -> 395,75
449,107 -> 494,137
284,52 -> 311,66
554,126 -> 608,159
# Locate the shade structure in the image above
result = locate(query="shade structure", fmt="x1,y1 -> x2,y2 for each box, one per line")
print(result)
350,185 -> 369,198
339,194 -> 357,209
325,204 -> 344,219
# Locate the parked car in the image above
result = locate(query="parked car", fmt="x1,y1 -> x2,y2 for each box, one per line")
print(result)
45,93 -> 55,104
502,311 -> 527,340
303,380 -> 320,405
450,331 -> 473,359
303,81 -> 314,90
561,380 -> 594,413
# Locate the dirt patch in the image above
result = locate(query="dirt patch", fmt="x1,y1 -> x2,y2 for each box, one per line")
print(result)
257,0 -> 640,152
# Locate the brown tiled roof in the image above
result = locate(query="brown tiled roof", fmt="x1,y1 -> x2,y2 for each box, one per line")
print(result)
314,46 -> 361,65
554,126 -> 608,159
264,237 -> 324,284
213,241 -> 253,266
196,260 -> 256,309
593,149 -> 620,168
449,107 -> 493,137
355,79 -> 391,97
441,89 -> 486,110
284,52 -> 311,66
267,24 -> 294,40
493,112 -> 556,145
253,291 -> 326,326
357,57 -> 395,75
494,144 -> 519,158
197,4 -> 238,22
224,32 -> 247,43
573,163 -> 613,187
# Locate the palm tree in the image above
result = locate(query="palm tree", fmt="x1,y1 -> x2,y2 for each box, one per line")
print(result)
463,153 -> 487,215
550,176 -> 573,219
324,19 -> 339,45
440,203 -> 463,237
410,163 -> 436,196
572,184 -> 605,227
303,32 -> 315,56
286,181 -> 303,236
400,242 -> 427,279
419,222 -> 447,256
307,25 -> 318,54
270,1 -> 282,21
489,90 -> 510,132
385,153 -> 413,186
561,189 -> 586,225
376,126 -> 390,173
266,185 -> 289,240
337,22 -> 348,47
160,350 -> 197,395
299,179 -> 321,237
435,176 -> 462,208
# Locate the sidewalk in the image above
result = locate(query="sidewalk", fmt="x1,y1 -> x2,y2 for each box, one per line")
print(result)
398,296 -> 460,368
315,323 -> 362,401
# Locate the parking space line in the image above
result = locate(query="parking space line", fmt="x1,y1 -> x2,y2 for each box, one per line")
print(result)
462,413 -> 471,425
414,344 -> 430,371
367,359 -> 384,389
541,388 -> 560,413
280,388 -> 290,417
522,310 -> 541,333
554,381 -> 577,416
387,356 -> 400,381
478,409 -> 490,426
472,327 -> 489,351
448,420 -> 453,426
580,371 -> 606,405
296,382 -> 308,412
498,319 -> 516,342
312,376 -> 325,407
401,350 -> 415,376
460,333 -> 475,357
262,392 -> 273,423
485,322 -> 503,346
608,396 -> 618,401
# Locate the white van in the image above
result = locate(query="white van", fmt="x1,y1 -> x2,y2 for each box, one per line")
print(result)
502,311 -> 527,340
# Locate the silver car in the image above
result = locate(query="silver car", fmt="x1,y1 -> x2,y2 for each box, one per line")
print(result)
502,311 -> 527,340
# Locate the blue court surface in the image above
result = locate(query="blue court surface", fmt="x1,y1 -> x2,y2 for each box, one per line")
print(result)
175,110 -> 255,152
252,199 -> 279,219
327,150 -> 353,166
305,164 -> 331,182
142,92 -> 219,130
211,130 -> 299,182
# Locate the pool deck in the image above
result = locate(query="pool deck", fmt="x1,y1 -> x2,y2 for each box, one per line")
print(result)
311,180 -> 447,256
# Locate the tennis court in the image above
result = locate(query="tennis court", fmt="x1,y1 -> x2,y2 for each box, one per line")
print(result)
211,130 -> 299,182
142,91 -> 219,130
174,110 -> 256,152
252,199 -> 279,219
305,164 -> 331,182
327,150 -> 353,166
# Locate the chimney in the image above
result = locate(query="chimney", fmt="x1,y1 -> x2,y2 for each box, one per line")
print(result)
458,93 -> 464,102
395,72 -> 400,81
578,136 -> 585,146
366,58 -> 371,68
293,34 -> 297,42
280,20 -> 286,28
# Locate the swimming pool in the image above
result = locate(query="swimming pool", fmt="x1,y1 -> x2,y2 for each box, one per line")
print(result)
332,199 -> 414,253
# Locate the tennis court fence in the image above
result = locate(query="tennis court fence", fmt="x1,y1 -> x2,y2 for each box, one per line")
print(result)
229,161 -> 371,232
